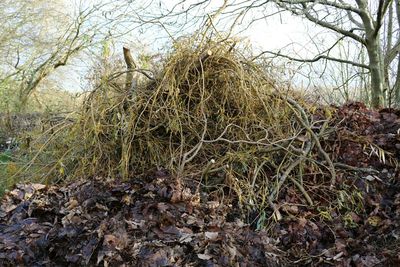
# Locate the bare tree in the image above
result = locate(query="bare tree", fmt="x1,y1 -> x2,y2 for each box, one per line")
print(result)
0,0 -> 142,111
261,0 -> 392,108
146,0 -> 400,108
3,0 -> 399,108
0,1 -> 96,110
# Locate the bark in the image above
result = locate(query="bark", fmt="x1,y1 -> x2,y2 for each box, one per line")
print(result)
393,55 -> 400,106
367,44 -> 385,107
385,2 -> 393,106
395,0 -> 400,105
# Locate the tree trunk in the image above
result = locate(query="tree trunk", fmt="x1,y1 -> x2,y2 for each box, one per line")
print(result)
394,55 -> 400,106
364,29 -> 385,108
367,44 -> 385,108
384,2 -> 393,106
356,0 -> 385,108
395,0 -> 400,105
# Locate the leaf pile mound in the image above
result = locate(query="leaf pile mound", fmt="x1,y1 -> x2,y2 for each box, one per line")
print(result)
0,172 -> 283,266
329,102 -> 400,168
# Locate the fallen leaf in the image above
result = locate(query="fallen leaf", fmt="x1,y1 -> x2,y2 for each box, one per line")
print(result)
197,254 -> 213,260
32,183 -> 46,190
66,199 -> 79,210
205,231 -> 219,240
367,216 -> 381,227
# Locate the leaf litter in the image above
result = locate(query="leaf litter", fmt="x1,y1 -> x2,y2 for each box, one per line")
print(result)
0,173 -> 283,266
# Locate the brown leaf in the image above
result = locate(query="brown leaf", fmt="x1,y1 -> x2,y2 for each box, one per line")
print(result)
197,253 -> 213,260
157,202 -> 169,213
104,234 -> 118,248
3,204 -> 17,213
205,231 -> 219,240
66,199 -> 79,210
31,183 -> 46,190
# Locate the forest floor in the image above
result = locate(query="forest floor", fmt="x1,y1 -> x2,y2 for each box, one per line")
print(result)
0,102 -> 400,266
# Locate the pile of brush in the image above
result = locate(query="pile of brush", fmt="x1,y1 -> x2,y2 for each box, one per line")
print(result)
16,32 -> 343,217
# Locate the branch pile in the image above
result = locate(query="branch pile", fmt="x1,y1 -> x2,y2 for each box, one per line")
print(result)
19,34 -> 339,216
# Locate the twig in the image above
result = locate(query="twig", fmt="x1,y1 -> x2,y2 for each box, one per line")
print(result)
269,157 -> 303,202
333,162 -> 379,173
284,96 -> 337,188
289,177 -> 314,206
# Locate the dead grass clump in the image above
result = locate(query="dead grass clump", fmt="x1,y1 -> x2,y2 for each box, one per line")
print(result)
18,33 -> 336,215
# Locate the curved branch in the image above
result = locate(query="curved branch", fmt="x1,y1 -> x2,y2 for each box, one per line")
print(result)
339,0 -> 364,28
273,1 -> 365,44
300,4 -> 365,44
253,50 -> 370,69
278,0 -> 362,14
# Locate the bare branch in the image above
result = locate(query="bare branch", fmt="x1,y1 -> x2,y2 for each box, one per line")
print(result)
253,50 -> 370,69
339,0 -> 364,28
375,0 -> 394,37
274,1 -> 366,44
278,0 -> 362,14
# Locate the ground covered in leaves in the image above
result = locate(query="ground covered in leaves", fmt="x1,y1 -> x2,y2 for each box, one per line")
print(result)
0,102 -> 400,266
